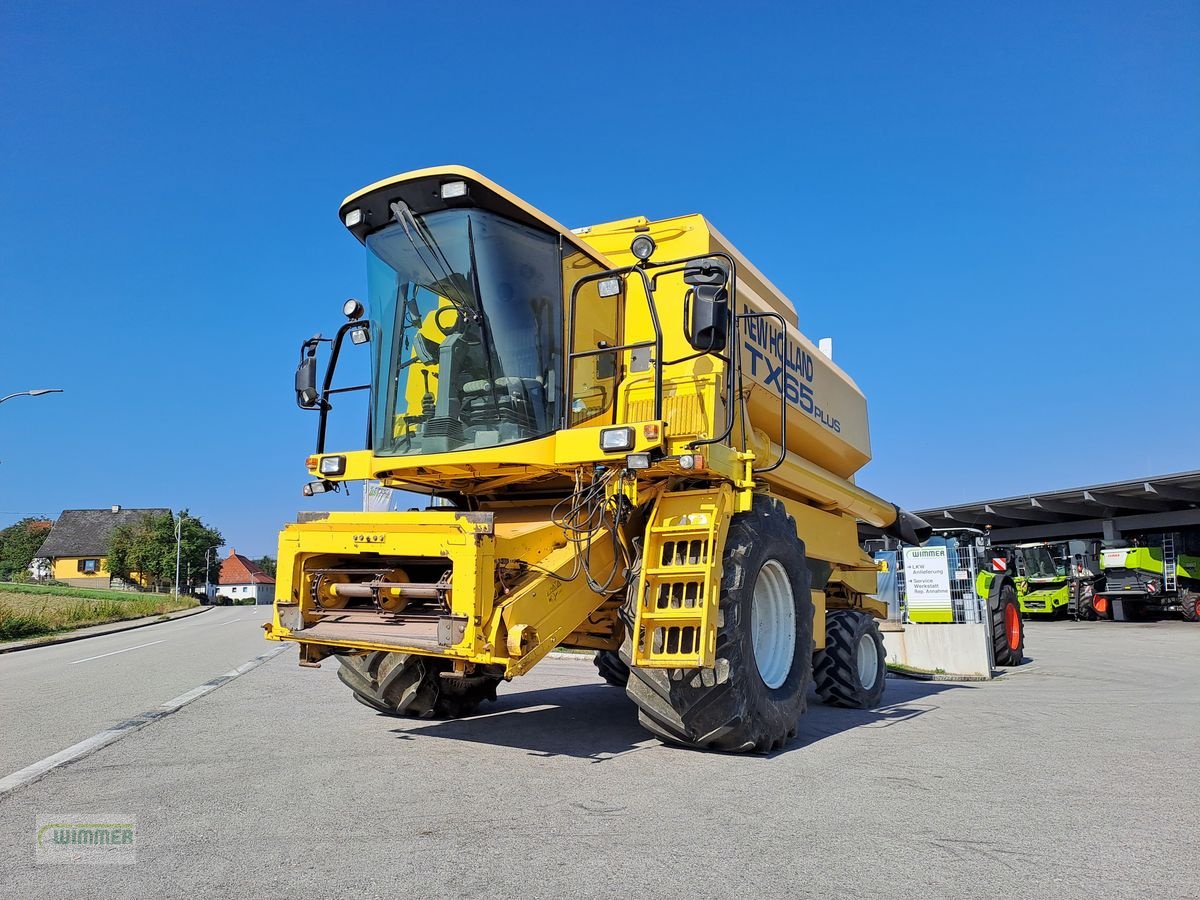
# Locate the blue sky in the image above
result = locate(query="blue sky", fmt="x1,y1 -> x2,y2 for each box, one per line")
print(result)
2,1 -> 1197,556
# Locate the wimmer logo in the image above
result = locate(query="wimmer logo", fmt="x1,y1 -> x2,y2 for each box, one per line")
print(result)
36,815 -> 136,865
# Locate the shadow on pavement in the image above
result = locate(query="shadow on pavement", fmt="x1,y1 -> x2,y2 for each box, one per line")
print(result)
379,676 -> 972,761
387,682 -> 648,762
792,679 -> 969,751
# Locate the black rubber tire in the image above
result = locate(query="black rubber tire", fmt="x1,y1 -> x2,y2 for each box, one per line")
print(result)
814,609 -> 886,709
1074,581 -> 1097,621
624,496 -> 814,753
337,651 -> 500,719
991,581 -> 1024,667
593,649 -> 631,687
1179,590 -> 1200,623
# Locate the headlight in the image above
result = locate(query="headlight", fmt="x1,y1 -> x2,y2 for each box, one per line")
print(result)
318,456 -> 346,476
630,234 -> 656,261
599,427 -> 634,452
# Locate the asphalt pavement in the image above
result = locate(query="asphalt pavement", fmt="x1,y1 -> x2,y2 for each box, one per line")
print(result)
0,619 -> 1197,898
0,606 -> 273,774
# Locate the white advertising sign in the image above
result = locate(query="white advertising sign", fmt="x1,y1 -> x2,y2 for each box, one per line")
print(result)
902,546 -> 953,608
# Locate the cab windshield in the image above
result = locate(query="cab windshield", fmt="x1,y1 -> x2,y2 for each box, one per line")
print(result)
365,209 -> 563,456
1020,546 -> 1059,579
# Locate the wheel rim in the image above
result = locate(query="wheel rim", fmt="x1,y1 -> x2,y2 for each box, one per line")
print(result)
1005,602 -> 1021,651
857,632 -> 879,690
751,560 -> 796,689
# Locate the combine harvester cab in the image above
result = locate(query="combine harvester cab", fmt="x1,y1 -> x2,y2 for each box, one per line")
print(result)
1014,540 -> 1106,621
265,166 -> 930,751
1008,542 -> 1077,619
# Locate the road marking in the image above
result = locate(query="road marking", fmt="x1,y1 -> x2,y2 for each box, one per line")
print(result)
0,645 -> 288,798
213,618 -> 245,626
69,640 -> 164,665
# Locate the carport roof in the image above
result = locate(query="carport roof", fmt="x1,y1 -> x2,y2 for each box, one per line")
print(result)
913,470 -> 1200,541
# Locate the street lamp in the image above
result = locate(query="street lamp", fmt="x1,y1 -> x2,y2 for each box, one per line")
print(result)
174,512 -> 184,599
0,389 -> 63,405
204,545 -> 221,604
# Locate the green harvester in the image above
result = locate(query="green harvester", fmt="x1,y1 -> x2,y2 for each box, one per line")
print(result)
1096,535 -> 1200,622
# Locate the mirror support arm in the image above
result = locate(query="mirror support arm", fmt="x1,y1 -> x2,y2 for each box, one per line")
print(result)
314,320 -> 364,455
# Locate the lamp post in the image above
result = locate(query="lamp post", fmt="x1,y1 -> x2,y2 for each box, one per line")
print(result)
174,512 -> 184,599
204,545 -> 221,604
0,388 -> 63,405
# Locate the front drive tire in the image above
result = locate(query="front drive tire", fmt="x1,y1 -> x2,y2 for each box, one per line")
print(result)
593,649 -> 631,687
991,582 -> 1025,667
814,609 -> 887,709
624,496 -> 814,753
337,651 -> 500,719
1074,581 -> 1097,621
1179,590 -> 1200,623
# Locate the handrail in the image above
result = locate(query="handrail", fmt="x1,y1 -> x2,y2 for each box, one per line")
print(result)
565,266 -> 664,426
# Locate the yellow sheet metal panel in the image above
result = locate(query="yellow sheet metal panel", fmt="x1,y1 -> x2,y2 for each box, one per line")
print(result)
579,214 -> 871,479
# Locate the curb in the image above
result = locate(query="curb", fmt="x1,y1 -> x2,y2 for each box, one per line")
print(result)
546,650 -> 594,661
886,667 -> 998,683
0,606 -> 213,654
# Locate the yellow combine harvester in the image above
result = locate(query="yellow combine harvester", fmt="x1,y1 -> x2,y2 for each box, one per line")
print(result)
266,166 -> 930,752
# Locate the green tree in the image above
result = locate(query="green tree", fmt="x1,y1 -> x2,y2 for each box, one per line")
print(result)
253,555 -> 277,578
108,510 -> 223,593
0,517 -> 54,579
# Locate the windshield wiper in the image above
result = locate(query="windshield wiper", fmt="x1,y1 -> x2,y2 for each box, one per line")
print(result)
389,200 -> 478,324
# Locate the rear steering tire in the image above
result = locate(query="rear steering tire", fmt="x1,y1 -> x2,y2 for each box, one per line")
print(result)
624,496 -> 814,753
814,609 -> 886,709
991,582 -> 1024,667
337,651 -> 501,719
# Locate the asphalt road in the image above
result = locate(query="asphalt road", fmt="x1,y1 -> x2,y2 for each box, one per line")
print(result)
0,620 -> 1197,898
0,606 -> 272,774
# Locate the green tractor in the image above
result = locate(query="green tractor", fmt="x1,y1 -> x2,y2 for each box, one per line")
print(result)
1096,533 -> 1200,622
917,529 -> 1025,666
1007,540 -> 1104,620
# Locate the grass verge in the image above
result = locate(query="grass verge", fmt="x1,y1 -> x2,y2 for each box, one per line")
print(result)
0,583 -> 198,643
885,661 -> 948,676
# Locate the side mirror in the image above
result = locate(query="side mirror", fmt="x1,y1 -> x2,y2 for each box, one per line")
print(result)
683,259 -> 729,352
295,352 -> 320,409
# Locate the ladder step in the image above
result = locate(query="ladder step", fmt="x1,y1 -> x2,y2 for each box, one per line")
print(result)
643,566 -> 711,577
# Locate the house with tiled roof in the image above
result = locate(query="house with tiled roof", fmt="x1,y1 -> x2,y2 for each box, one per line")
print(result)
35,506 -> 170,588
216,548 -> 276,605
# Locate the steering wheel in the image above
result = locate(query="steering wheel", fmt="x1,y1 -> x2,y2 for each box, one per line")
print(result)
434,305 -> 463,337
